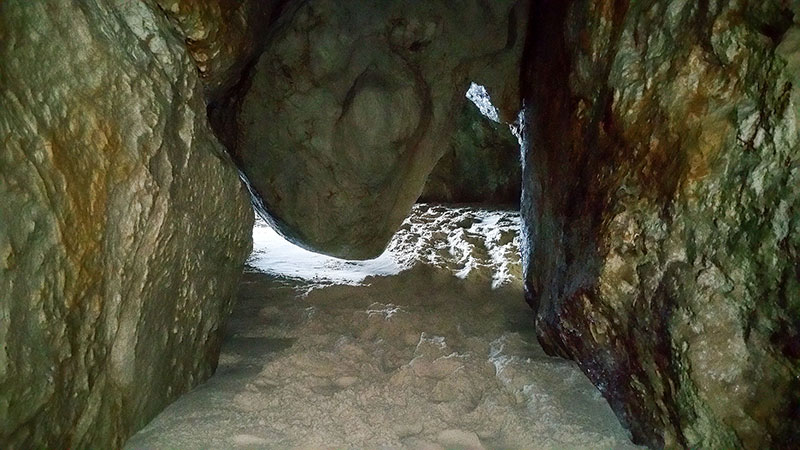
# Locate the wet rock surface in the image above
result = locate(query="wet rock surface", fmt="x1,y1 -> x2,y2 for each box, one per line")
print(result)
520,1 -> 800,448
125,206 -> 639,450
420,102 -> 521,206
232,0 -> 529,258
0,0 -> 253,447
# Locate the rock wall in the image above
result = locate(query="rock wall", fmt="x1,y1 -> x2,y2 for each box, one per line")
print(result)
420,102 -> 521,206
520,0 -> 800,448
0,0 -> 253,447
230,0 -> 530,259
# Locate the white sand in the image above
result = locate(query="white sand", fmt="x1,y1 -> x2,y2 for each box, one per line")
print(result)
125,205 -> 640,450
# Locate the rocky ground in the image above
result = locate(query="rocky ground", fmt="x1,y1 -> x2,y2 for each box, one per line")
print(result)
125,205 -> 638,449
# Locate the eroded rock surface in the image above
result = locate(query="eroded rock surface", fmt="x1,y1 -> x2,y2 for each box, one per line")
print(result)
521,1 -> 800,448
152,0 -> 281,101
233,0 -> 530,258
0,0 -> 253,447
421,101 -> 521,205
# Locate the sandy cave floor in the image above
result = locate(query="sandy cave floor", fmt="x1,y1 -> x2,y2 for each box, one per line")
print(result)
125,205 -> 641,450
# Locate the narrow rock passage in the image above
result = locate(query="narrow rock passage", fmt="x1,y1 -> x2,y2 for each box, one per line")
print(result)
125,206 -> 640,449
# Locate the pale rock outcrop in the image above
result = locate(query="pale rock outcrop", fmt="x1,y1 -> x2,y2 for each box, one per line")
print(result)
232,0 -> 530,258
521,0 -> 800,448
0,0 -> 253,447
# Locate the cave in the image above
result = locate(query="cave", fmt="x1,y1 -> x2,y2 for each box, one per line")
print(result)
1,0 -> 799,449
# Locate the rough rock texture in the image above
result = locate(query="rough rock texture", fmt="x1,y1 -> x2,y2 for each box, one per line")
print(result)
0,0 -> 253,447
232,0 -> 530,259
420,102 -> 521,206
152,0 -> 281,101
521,0 -> 800,448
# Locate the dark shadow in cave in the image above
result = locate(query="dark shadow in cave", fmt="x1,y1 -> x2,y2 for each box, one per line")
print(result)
418,84 -> 523,207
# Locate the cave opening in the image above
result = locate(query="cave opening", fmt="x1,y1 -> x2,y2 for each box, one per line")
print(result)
466,82 -> 501,123
418,83 -> 523,208
123,83 -> 638,449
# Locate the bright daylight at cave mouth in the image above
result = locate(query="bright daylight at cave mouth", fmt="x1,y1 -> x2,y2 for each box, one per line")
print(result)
126,84 -> 637,448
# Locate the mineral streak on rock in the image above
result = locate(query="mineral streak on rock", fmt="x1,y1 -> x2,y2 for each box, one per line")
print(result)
233,0 -> 530,259
520,0 -> 800,448
0,0 -> 253,447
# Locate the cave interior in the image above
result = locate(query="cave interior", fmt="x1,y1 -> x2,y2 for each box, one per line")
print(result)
1,0 -> 799,449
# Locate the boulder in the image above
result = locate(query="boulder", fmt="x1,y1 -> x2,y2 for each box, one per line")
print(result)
152,0 -> 281,101
232,0 -> 530,258
520,0 -> 800,448
0,0 -> 253,447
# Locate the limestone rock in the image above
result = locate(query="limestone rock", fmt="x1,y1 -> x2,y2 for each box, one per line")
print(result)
520,0 -> 800,448
233,0 -> 529,258
0,0 -> 253,447
420,101 -> 521,206
152,0 -> 281,101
